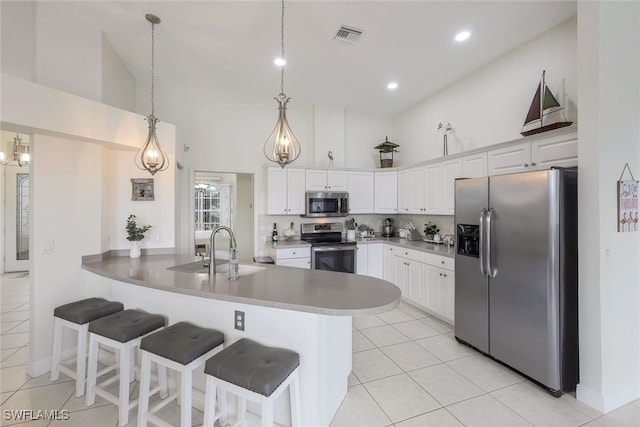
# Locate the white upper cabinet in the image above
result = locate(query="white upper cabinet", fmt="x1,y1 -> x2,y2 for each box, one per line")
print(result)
398,168 -> 424,214
531,134 -> 578,170
441,157 -> 463,215
305,169 -> 348,191
267,167 -> 306,215
424,163 -> 441,214
374,171 -> 397,213
397,169 -> 410,214
462,152 -> 488,178
347,171 -> 374,214
487,141 -> 532,176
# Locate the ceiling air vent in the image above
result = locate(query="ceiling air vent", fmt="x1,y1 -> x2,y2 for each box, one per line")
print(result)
334,25 -> 363,43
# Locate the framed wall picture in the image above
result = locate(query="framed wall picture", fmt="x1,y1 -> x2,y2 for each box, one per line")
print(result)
617,163 -> 638,232
131,178 -> 154,201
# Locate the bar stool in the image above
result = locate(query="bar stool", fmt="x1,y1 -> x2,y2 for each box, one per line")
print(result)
86,309 -> 166,426
137,321 -> 225,427
203,338 -> 301,427
50,297 -> 124,397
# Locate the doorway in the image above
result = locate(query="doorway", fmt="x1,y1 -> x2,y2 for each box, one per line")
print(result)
194,171 -> 254,263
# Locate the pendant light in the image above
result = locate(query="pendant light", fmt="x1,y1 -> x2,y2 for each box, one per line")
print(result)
135,14 -> 169,176
263,0 -> 301,168
0,133 -> 30,167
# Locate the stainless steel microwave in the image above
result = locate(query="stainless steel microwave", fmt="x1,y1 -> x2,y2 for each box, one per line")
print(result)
304,192 -> 349,217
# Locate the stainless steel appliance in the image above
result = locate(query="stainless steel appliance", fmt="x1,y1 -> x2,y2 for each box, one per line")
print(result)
454,168 -> 578,396
301,223 -> 356,273
304,192 -> 349,217
382,218 -> 394,237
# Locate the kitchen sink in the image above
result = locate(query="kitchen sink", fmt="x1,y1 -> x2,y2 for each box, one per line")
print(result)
167,260 -> 265,277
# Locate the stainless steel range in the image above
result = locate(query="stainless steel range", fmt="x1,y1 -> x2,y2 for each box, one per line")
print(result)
301,223 -> 357,273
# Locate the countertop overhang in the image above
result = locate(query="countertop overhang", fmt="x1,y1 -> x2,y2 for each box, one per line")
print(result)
82,254 -> 400,316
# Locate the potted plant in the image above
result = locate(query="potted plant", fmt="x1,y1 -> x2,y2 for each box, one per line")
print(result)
126,214 -> 151,258
423,222 -> 440,240
357,223 -> 370,238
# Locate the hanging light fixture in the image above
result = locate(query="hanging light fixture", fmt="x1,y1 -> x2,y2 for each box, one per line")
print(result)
0,133 -> 30,167
263,0 -> 301,168
135,13 -> 169,176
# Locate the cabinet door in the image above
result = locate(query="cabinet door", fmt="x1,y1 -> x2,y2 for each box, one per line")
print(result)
531,135 -> 578,170
462,152 -> 488,178
383,245 -> 395,283
267,167 -> 287,214
287,169 -> 306,214
408,166 -> 425,213
443,269 -> 455,324
393,256 -> 407,295
305,169 -> 327,191
406,260 -> 424,305
487,142 -> 532,176
397,170 -> 410,214
356,244 -> 368,275
441,158 -> 463,215
367,243 -> 384,279
327,170 -> 348,191
424,163 -> 441,214
374,171 -> 398,213
425,265 -> 446,315
348,171 -> 374,214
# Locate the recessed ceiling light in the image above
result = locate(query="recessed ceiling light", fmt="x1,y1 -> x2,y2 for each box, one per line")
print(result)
274,57 -> 286,66
455,31 -> 471,42
387,82 -> 398,90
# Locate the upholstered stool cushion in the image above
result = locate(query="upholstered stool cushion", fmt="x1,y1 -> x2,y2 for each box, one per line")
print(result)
54,297 -> 124,325
205,338 -> 299,397
141,321 -> 225,365
88,309 -> 166,343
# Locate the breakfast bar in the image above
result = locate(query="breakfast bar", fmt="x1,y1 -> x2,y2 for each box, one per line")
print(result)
81,254 -> 400,426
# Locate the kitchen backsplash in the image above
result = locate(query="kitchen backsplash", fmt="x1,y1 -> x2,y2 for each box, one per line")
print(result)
259,214 -> 454,242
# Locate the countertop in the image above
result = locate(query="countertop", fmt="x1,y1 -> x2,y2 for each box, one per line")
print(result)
82,254 -> 400,316
267,236 -> 455,258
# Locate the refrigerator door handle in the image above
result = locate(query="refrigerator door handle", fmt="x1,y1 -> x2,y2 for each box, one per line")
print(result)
486,207 -> 497,278
479,208 -> 487,277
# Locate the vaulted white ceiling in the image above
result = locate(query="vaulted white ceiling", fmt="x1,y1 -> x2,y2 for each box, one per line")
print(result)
56,1 -> 577,116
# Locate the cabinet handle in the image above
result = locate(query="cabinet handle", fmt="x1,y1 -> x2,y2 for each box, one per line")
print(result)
441,260 -> 445,264
531,162 -> 537,167
444,274 -> 447,277
439,273 -> 443,276
524,163 -> 529,167
293,252 -> 296,255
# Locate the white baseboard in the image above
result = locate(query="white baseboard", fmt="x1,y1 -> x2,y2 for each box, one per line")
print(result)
577,382 -> 640,413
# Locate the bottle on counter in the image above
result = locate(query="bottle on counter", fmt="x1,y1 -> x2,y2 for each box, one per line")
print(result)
271,223 -> 278,242
228,248 -> 239,280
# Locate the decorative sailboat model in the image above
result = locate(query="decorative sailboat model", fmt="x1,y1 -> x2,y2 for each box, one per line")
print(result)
521,70 -> 572,137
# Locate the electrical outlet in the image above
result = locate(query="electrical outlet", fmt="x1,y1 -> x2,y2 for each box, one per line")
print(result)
234,310 -> 245,331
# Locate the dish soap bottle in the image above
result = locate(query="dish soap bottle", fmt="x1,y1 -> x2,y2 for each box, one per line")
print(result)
228,248 -> 239,280
271,223 -> 278,242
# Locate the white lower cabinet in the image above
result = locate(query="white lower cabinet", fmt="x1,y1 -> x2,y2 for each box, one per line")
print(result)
356,244 -> 368,275
268,246 -> 311,269
383,245 -> 395,283
422,264 -> 455,324
366,243 -> 384,279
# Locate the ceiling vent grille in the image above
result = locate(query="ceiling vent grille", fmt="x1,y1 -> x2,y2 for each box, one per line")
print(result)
334,25 -> 363,43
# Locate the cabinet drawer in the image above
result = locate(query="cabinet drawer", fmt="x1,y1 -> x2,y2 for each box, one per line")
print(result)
274,247 -> 310,260
396,247 -> 424,263
424,253 -> 454,270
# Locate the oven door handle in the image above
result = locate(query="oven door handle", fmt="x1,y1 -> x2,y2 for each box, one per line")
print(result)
312,246 -> 356,252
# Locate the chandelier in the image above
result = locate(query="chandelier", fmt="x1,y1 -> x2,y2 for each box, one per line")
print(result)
263,0 -> 301,168
135,14 -> 169,176
0,134 -> 30,167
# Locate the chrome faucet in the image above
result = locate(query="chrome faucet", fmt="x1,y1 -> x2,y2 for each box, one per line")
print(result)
208,226 -> 238,275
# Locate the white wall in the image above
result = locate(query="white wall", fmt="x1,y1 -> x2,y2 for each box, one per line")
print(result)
34,2 -> 102,102
313,105 -> 345,168
576,1 -> 640,413
101,34 -> 136,112
1,1 -> 34,81
345,110 -> 393,169
392,17 -> 577,166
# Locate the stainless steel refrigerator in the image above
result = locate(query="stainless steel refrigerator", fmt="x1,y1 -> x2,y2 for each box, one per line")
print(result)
454,168 -> 578,395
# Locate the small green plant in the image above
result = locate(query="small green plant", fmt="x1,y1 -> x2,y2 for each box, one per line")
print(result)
126,214 -> 151,241
357,224 -> 370,232
424,222 -> 440,236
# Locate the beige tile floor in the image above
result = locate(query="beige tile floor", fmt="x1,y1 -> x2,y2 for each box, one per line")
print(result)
1,272 -> 639,426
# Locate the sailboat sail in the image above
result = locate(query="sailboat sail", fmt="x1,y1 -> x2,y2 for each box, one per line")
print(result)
521,70 -> 572,137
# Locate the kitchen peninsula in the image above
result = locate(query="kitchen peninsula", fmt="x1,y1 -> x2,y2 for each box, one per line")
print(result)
81,254 -> 400,426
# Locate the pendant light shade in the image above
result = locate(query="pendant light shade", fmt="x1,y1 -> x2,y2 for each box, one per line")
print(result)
0,133 -> 30,167
263,0 -> 300,168
136,13 -> 169,176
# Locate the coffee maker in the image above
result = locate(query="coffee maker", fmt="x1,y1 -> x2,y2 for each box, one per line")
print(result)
382,218 -> 394,237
